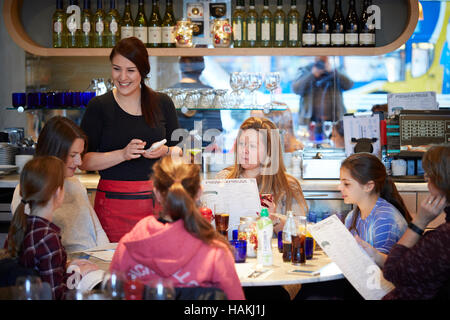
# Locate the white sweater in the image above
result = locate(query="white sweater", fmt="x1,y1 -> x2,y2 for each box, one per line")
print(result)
11,176 -> 110,253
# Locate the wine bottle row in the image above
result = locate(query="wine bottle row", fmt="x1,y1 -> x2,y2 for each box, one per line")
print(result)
52,0 -> 376,49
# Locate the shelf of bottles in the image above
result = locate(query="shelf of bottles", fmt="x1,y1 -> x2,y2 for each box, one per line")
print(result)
3,0 -> 418,57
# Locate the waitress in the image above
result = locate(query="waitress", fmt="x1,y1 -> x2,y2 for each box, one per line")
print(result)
80,37 -> 181,242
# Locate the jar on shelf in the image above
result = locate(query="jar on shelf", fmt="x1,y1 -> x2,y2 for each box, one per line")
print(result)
238,216 -> 257,258
174,19 -> 194,48
212,18 -> 232,48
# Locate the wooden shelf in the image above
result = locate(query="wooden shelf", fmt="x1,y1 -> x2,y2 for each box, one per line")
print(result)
3,0 -> 419,57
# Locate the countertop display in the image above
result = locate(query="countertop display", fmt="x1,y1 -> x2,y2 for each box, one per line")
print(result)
0,172 -> 429,192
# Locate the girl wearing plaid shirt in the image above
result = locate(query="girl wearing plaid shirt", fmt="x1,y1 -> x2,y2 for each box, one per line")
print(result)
6,156 -> 68,299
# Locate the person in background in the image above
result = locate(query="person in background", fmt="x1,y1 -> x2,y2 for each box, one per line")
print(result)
80,37 -> 182,242
110,156 -> 245,300
169,56 -> 223,151
330,120 -> 345,149
5,156 -> 96,300
340,152 -> 411,254
291,56 -> 353,126
10,116 -> 109,253
216,117 -> 308,235
357,145 -> 450,300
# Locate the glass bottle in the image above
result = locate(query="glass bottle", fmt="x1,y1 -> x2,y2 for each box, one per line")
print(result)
260,0 -> 272,48
134,0 -> 148,45
80,0 -> 93,48
316,0 -> 330,47
282,211 -> 297,262
232,0 -> 246,48
273,0 -> 286,47
246,0 -> 258,48
120,0 -> 134,39
302,0 -> 316,47
67,0 -> 82,48
287,0 -> 300,47
52,0 -> 68,48
161,0 -> 176,48
330,0 -> 344,47
106,0 -> 120,47
360,0 -> 375,47
345,0 -> 359,47
93,0 -> 106,48
148,0 -> 162,48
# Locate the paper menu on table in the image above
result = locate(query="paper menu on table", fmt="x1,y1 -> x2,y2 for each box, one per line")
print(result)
308,215 -> 394,300
201,178 -> 261,238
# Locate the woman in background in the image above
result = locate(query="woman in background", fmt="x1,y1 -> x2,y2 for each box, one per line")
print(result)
110,156 -> 245,300
11,116 -> 109,253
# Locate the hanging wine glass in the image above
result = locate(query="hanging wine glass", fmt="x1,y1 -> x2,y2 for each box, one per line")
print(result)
245,72 -> 263,108
263,72 -> 281,114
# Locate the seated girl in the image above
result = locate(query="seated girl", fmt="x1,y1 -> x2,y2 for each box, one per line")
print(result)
5,156 -> 96,300
216,117 -> 308,234
339,152 -> 411,254
11,116 -> 109,252
110,156 -> 245,300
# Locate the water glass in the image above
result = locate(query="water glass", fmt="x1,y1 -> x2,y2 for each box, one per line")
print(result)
229,240 -> 247,263
101,271 -> 126,300
12,93 -> 26,108
144,278 -> 176,300
14,276 -> 44,300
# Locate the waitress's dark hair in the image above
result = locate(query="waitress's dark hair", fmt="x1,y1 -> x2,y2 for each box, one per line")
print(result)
110,37 -> 160,127
36,116 -> 87,161
152,156 -> 231,251
341,153 -> 412,232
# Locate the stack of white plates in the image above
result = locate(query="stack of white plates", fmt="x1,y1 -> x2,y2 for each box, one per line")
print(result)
0,143 -> 18,165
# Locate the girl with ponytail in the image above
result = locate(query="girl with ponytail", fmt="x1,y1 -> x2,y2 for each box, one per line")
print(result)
80,37 -> 182,242
339,152 -> 411,254
110,156 -> 245,300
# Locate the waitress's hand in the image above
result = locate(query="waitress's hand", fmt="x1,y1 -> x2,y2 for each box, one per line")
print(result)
143,144 -> 169,159
122,139 -> 146,161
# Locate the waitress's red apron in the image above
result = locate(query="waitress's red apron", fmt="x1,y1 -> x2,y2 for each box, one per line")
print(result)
94,179 -> 161,243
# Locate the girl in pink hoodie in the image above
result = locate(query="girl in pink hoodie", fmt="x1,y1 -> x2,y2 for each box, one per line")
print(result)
110,156 -> 245,300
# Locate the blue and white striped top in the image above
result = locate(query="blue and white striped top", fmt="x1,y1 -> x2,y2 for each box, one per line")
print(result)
345,197 -> 408,254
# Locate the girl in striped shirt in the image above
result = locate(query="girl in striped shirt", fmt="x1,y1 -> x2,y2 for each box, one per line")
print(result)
339,153 -> 411,254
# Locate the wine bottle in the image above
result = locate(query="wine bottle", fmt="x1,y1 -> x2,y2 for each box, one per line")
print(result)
80,0 -> 93,48
246,0 -> 258,48
120,0 -> 134,39
52,0 -> 68,48
161,0 -> 176,48
287,0 -> 300,47
360,0 -> 375,47
302,0 -> 316,47
148,0 -> 162,48
260,0 -> 272,48
345,0 -> 359,47
273,0 -> 286,47
134,0 -> 148,45
316,0 -> 330,47
232,0 -> 246,48
106,0 -> 120,47
67,0 -> 82,48
93,0 -> 106,47
330,0 -> 344,47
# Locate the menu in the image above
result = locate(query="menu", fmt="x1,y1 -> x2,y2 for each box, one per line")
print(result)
308,215 -> 394,300
201,178 -> 262,238
387,91 -> 438,116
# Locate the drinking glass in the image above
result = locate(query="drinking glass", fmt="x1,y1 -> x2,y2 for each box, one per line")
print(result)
263,72 -> 281,113
229,72 -> 246,107
14,276 -> 44,300
144,278 -> 176,300
323,121 -> 333,140
229,240 -> 247,263
245,72 -> 263,107
100,271 -> 126,300
212,89 -> 228,108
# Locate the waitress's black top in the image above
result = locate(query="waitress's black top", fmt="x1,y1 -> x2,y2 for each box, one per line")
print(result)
80,91 -> 180,181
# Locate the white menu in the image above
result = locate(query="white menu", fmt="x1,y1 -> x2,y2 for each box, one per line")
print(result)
387,91 -> 438,116
308,215 -> 395,300
201,179 -> 262,238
